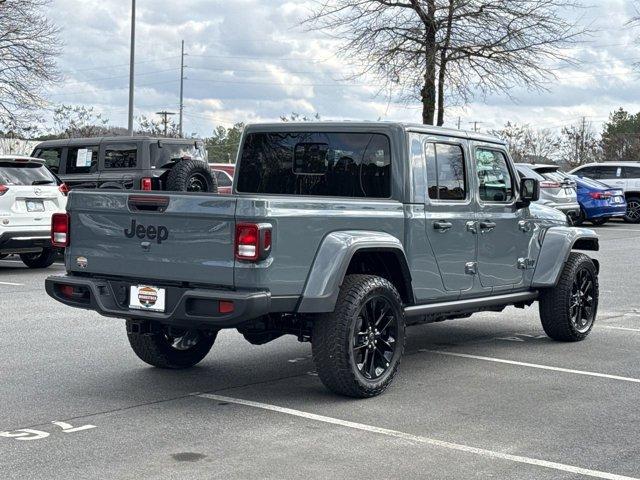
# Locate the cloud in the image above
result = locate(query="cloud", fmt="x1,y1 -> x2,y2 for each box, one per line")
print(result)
37,0 -> 640,137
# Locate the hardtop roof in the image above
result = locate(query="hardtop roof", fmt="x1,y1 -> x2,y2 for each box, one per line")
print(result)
244,121 -> 506,145
33,136 -> 203,148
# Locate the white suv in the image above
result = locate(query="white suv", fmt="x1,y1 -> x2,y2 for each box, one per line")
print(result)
570,162 -> 640,223
0,156 -> 68,268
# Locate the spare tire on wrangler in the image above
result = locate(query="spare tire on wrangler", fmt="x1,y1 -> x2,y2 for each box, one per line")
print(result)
166,159 -> 218,193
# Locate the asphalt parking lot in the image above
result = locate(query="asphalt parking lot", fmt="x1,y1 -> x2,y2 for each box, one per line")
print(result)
1,222 -> 639,480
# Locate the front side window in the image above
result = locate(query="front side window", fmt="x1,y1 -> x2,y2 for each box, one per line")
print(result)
237,132 -> 391,198
66,146 -> 98,174
426,143 -> 466,201
622,166 -> 640,179
475,148 -> 514,202
104,144 -> 137,169
33,148 -> 62,174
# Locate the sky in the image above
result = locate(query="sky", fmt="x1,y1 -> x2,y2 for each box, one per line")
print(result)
43,0 -> 640,138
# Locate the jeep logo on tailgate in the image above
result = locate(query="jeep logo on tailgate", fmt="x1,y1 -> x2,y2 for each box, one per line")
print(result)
124,219 -> 169,244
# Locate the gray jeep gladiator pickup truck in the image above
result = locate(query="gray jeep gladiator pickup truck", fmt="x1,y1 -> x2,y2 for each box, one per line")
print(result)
45,122 -> 600,398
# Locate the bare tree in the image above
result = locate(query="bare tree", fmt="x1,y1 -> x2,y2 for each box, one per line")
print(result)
280,112 -> 321,122
53,104 -> 109,138
136,115 -> 180,138
0,0 -> 60,125
559,118 -> 601,168
305,1 -> 586,125
490,122 -> 560,163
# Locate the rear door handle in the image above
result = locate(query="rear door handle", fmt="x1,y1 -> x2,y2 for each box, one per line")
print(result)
433,220 -> 453,232
479,221 -> 496,233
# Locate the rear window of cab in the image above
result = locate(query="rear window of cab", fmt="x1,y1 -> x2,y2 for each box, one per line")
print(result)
236,132 -> 391,198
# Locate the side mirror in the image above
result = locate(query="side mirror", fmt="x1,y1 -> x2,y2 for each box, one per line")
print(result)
516,178 -> 539,208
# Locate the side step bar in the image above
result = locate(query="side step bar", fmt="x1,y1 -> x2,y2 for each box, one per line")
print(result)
404,291 -> 538,318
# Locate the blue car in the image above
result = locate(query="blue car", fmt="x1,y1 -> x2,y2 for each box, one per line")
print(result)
572,175 -> 627,225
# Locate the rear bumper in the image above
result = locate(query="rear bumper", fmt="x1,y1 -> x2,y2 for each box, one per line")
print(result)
45,275 -> 273,328
0,230 -> 51,253
582,204 -> 627,219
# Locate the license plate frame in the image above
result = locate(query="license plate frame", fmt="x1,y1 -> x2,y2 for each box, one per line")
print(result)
129,285 -> 166,312
26,200 -> 45,212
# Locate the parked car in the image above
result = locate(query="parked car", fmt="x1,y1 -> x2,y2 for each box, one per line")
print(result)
0,156 -> 67,268
31,137 -> 217,193
517,164 -> 625,225
210,163 -> 235,195
46,122 -> 600,398
515,164 -> 580,221
569,162 -> 640,223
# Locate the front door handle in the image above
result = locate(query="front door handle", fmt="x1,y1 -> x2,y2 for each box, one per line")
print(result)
479,220 -> 496,233
433,220 -> 453,232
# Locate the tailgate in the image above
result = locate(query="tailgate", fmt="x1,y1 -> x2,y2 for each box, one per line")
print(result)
66,191 -> 236,286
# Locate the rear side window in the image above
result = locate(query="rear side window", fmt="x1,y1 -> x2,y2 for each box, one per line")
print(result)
0,162 -> 58,185
150,142 -> 207,167
593,166 -> 620,179
622,166 -> 640,179
237,132 -> 391,198
33,148 -> 62,174
66,146 -> 98,174
104,144 -> 137,169
426,143 -> 466,201
214,170 -> 232,187
574,166 -> 595,178
475,149 -> 514,202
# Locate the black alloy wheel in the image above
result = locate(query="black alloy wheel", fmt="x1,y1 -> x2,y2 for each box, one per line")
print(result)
569,267 -> 596,334
351,296 -> 399,381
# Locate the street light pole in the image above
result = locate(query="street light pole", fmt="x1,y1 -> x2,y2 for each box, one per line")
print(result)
127,0 -> 136,135
179,40 -> 185,138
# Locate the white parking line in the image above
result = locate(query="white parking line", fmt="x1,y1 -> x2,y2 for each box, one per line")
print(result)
0,281 -> 24,286
600,325 -> 640,333
198,393 -> 638,480
421,350 -> 640,384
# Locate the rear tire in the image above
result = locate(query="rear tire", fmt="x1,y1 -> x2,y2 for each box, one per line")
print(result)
20,248 -> 57,268
539,252 -> 598,342
312,274 -> 405,398
126,322 -> 217,369
574,209 -> 586,226
623,196 -> 640,223
166,160 -> 218,193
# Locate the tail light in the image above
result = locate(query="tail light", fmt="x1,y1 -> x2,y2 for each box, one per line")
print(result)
0,185 -> 8,196
540,180 -> 561,189
51,213 -> 69,247
235,223 -> 272,261
589,192 -> 611,200
141,178 -> 153,191
58,183 -> 69,196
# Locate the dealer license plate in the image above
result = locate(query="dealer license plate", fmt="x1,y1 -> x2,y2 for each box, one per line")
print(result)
129,285 -> 166,312
612,196 -> 624,204
26,200 -> 45,212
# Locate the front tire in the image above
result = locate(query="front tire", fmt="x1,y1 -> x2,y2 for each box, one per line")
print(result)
539,252 -> 598,342
126,322 -> 217,369
312,274 -> 406,398
20,248 -> 57,268
623,196 -> 640,223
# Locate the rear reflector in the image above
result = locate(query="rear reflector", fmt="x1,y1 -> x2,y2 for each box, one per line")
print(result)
51,213 -> 69,247
141,177 -> 153,191
59,285 -> 75,298
219,300 -> 234,314
540,181 -> 561,189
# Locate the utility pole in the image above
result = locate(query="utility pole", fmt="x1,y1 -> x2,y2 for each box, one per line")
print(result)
127,0 -> 136,135
469,121 -> 483,132
580,116 -> 587,163
156,111 -> 176,137
457,117 -> 461,130
179,40 -> 185,138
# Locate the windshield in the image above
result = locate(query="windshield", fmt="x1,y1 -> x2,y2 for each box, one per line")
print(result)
237,132 -> 391,198
0,162 -> 58,185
